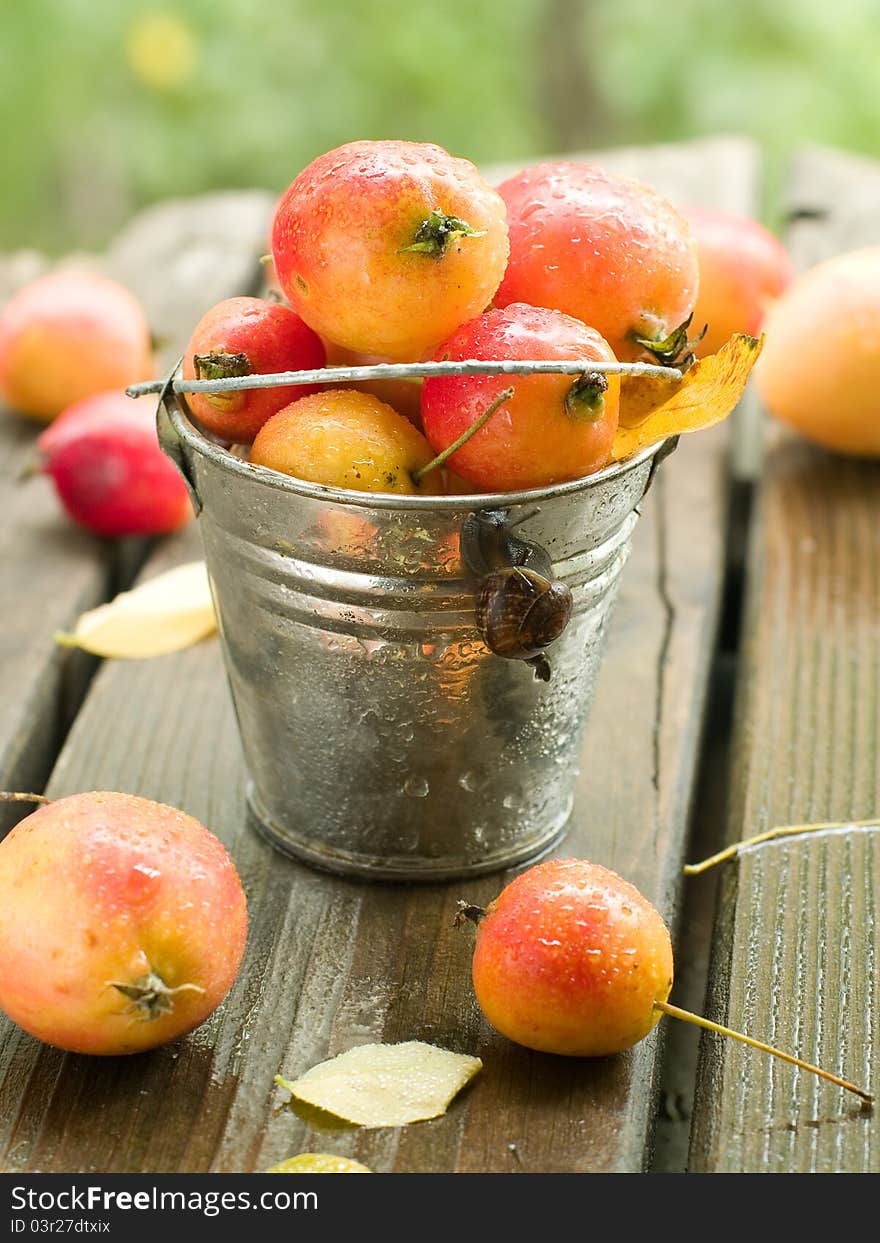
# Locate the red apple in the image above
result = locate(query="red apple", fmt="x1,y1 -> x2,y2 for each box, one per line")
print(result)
684,204 -> 794,357
271,140 -> 509,361
421,304 -> 619,492
0,792 -> 247,1055
183,296 -> 325,443
495,163 -> 699,363
38,390 -> 191,536
468,857 -> 673,1057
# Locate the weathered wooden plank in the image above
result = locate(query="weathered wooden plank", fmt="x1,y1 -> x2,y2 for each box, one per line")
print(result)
0,137 -> 754,1173
0,195 -> 273,838
690,145 -> 880,1172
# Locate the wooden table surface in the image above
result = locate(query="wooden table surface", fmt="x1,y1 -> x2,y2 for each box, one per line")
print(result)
0,136 -> 877,1175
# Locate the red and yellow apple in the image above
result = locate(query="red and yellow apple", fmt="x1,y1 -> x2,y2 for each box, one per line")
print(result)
271,140 -> 509,361
0,269 -> 153,421
469,857 -> 674,1057
0,792 -> 247,1055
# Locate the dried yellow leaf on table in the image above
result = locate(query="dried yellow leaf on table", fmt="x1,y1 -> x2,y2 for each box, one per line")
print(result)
56,561 -> 216,659
266,1153 -> 373,1174
275,1041 -> 482,1128
611,333 -> 763,461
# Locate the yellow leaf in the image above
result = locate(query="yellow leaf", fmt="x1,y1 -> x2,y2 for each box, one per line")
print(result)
275,1041 -> 482,1128
56,561 -> 216,659
611,333 -> 763,461
266,1154 -> 372,1174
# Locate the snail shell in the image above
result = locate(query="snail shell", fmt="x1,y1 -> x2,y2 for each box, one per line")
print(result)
475,567 -> 573,660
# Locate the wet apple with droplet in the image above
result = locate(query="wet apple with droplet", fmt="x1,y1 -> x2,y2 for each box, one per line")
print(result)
466,858 -> 673,1056
495,162 -> 699,365
421,303 -> 619,492
183,296 -> 325,443
271,140 -> 509,361
250,388 -> 439,495
0,792 -> 247,1055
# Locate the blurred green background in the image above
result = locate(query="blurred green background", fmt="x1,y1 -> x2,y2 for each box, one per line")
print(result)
3,0 -> 879,253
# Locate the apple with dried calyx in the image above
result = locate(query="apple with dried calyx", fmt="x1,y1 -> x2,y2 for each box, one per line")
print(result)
271,139 -> 509,361
183,296 -> 325,443
421,303 -> 619,493
0,791 -> 247,1056
495,162 -> 699,365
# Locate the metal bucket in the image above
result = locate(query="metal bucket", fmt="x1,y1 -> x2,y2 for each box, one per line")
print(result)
159,386 -> 674,881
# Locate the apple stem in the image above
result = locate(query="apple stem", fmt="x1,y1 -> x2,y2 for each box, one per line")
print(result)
0,791 -> 50,805
412,387 -> 515,484
453,900 -> 487,928
685,818 -> 880,875
655,1000 -> 873,1104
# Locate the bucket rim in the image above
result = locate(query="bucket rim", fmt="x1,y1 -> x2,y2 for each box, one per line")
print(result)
165,389 -> 675,513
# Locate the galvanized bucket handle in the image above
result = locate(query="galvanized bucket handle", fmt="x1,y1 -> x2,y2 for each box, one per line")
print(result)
152,357 -> 680,680
156,359 -> 203,515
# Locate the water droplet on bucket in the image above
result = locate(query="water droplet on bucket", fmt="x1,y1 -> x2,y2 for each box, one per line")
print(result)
459,771 -> 478,793
403,775 -> 430,798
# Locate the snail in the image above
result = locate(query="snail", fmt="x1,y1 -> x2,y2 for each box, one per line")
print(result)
462,509 -> 573,682
476,567 -> 573,682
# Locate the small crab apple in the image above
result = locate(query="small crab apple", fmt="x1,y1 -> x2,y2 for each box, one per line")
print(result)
249,389 -> 438,495
755,247 -> 880,457
37,390 -> 191,537
684,204 -> 793,358
495,162 -> 699,364
182,296 -> 325,443
0,791 -> 247,1056
466,858 -> 673,1057
322,340 -> 424,427
421,303 -> 619,492
271,140 -> 509,361
0,269 -> 154,421
459,857 -> 872,1101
